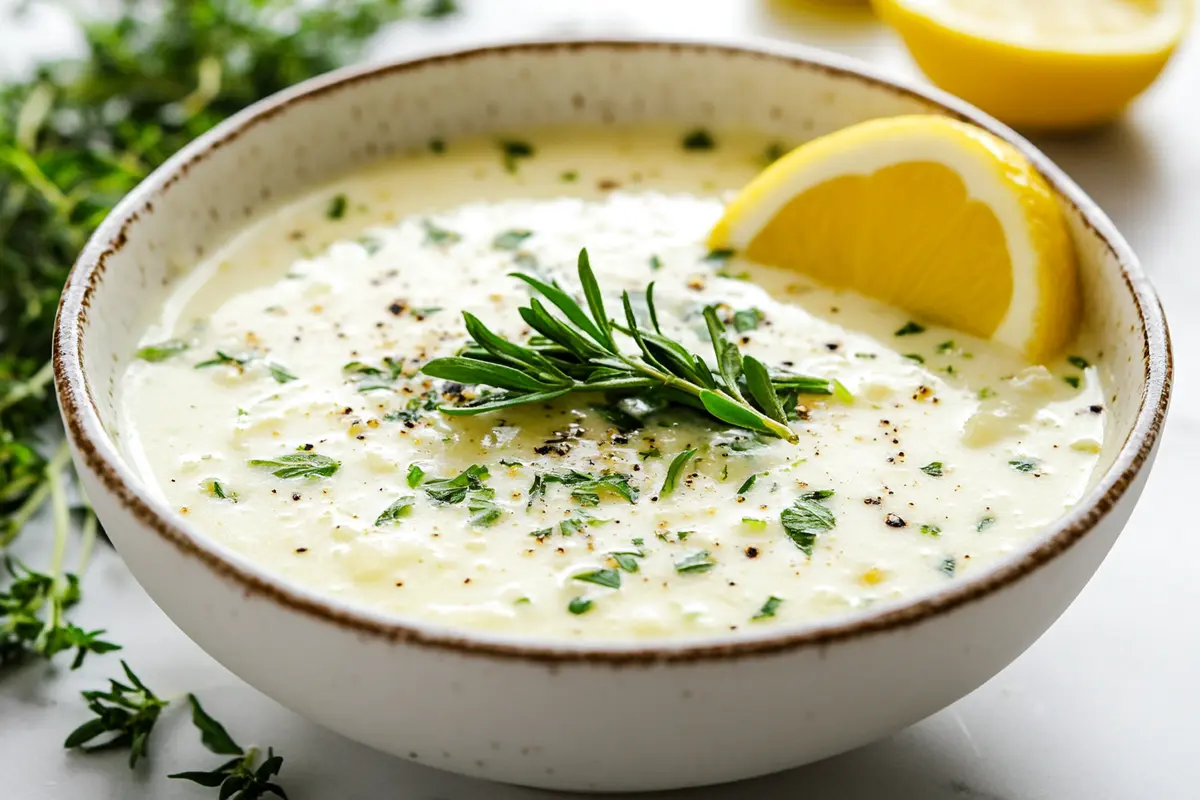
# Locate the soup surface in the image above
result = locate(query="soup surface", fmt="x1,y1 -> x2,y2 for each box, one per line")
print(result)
119,127 -> 1105,641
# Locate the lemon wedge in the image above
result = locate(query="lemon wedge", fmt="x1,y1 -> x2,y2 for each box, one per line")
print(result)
873,0 -> 1193,129
707,115 -> 1079,361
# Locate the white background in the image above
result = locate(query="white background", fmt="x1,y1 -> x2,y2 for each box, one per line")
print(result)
2,1 -> 1198,798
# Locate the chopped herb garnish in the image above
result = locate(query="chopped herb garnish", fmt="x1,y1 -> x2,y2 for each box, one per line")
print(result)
741,517 -> 768,531
248,451 -> 340,479
752,595 -> 784,620
632,537 -> 645,547
736,474 -> 758,495
467,488 -> 502,526
920,462 -> 944,477
649,254 -> 663,271
202,479 -> 236,502
195,350 -> 248,370
660,448 -> 698,498
1068,355 -> 1090,369
831,379 -> 854,404
567,597 -> 593,615
422,464 -> 490,504
638,445 -> 662,460
375,497 -> 414,526
855,352 -> 878,360
939,556 -> 957,577
703,248 -> 735,264
1064,375 -> 1081,388
326,193 -> 348,220
976,516 -> 997,532
528,470 -> 638,507
895,321 -> 926,336
492,229 -> 533,251
428,138 -> 446,154
168,696 -> 287,798
267,362 -> 297,384
674,550 -> 716,574
1008,458 -> 1039,473
530,528 -> 553,542
780,490 -> 836,556
610,552 -> 643,573
936,340 -> 955,353
732,308 -> 763,332
763,142 -> 787,163
420,251 -> 827,439
682,128 -> 716,150
499,139 -> 534,173
410,306 -> 442,319
573,568 -> 621,589
406,464 -> 425,488
422,218 -> 462,245
978,387 -> 997,400
560,170 -> 578,182
920,524 -> 942,537
384,389 -> 440,423
904,353 -> 925,364
136,340 -> 189,362
560,518 -> 586,537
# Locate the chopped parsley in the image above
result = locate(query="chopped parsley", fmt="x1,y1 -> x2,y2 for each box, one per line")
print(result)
528,470 -> 638,507
752,595 -> 784,620
649,254 -> 663,271
202,479 -> 236,502
674,550 -> 716,574
384,390 -> 440,423
780,490 -> 835,556
428,138 -> 446,154
1008,458 -> 1039,473
405,464 -> 425,488
638,445 -> 662,460
421,218 -> 462,245
920,462 -> 944,477
610,552 -> 643,573
904,353 -> 925,364
920,524 -> 942,537
422,464 -> 490,504
703,248 -> 735,265
895,321 -> 926,336
560,170 -> 578,182
978,386 -> 997,400
248,451 -> 340,479
1064,375 -> 1081,389
325,193 -> 348,220
492,229 -> 533,251
976,516 -> 997,532
741,517 -> 768,531
267,362 -> 297,384
195,351 -> 248,370
573,568 -> 621,589
736,474 -> 758,495
344,357 -> 403,392
499,139 -> 534,173
1068,355 -> 1090,370
660,448 -> 698,498
682,128 -> 716,150
567,597 -> 593,615
560,518 -> 586,537
939,556 -> 957,577
374,497 -> 415,526
530,528 -> 553,542
936,340 -> 955,353
467,488 -> 502,527
732,308 -> 763,332
136,340 -> 189,362
763,142 -> 787,164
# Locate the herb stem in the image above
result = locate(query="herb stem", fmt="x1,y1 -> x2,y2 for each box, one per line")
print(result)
0,440 -> 71,550
77,488 -> 98,576
0,358 -> 54,415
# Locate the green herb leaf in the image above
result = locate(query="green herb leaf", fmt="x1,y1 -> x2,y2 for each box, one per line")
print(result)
267,362 -> 297,384
186,694 -> 243,756
920,462 -> 944,477
375,497 -> 415,526
904,353 -> 925,364
467,488 -> 502,526
567,597 -> 593,615
422,464 -> 490,505
920,524 -> 942,537
422,218 -> 462,245
1064,375 -> 1081,389
500,139 -> 534,172
895,321 -> 926,336
406,464 -> 425,488
732,308 -> 763,332
136,340 -> 189,362
1008,458 -> 1039,473
610,552 -> 643,573
682,129 -> 716,150
649,254 -> 663,271
64,661 -> 167,769
326,193 -> 348,220
752,596 -> 783,620
660,448 -> 698,498
248,452 -> 340,479
939,556 -> 957,577
1068,355 -> 1090,369
573,568 -> 621,589
976,516 -> 997,532
780,491 -> 836,556
530,528 -> 553,542
202,479 -> 237,502
674,550 -> 716,574
736,474 -> 758,495
492,229 -> 533,250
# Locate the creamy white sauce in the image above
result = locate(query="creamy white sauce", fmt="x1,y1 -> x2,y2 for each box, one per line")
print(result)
119,128 -> 1104,641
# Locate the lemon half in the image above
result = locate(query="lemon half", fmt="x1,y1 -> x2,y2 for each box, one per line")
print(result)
873,0 -> 1193,129
708,116 -> 1079,362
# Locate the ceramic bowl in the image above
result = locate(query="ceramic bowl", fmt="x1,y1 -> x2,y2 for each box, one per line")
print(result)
53,38 -> 1171,792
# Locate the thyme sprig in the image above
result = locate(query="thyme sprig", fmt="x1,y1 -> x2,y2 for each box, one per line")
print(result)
421,249 -> 829,441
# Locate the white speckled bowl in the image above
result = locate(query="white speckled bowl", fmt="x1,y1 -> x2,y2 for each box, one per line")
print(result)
53,39 -> 1171,792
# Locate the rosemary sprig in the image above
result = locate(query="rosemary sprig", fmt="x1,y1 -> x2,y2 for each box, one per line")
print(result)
421,249 -> 829,441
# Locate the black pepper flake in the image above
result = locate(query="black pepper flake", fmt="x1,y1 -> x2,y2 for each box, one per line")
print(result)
825,342 -> 839,351
885,513 -> 906,528
301,443 -> 314,451
1089,405 -> 1104,414
295,547 -> 308,553
291,493 -> 301,501
745,547 -> 759,559
864,497 -> 882,505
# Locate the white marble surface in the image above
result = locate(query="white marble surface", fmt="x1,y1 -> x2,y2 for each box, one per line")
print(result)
3,1 -> 1198,798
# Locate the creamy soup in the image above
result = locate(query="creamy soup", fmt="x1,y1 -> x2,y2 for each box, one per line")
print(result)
119,127 -> 1105,641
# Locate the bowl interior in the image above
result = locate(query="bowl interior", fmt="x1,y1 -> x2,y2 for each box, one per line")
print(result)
66,40 -> 1157,640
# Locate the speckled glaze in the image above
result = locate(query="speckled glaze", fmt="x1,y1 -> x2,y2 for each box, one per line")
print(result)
53,39 -> 1170,792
